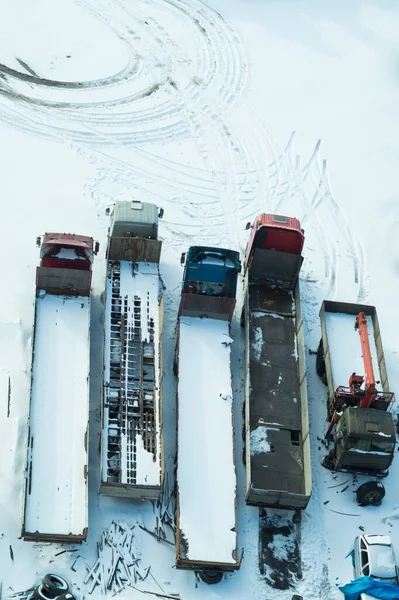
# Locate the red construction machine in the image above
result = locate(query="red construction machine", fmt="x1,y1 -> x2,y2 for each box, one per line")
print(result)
326,311 -> 395,438
317,301 -> 396,495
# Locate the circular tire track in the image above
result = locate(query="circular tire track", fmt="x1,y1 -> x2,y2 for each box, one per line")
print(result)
0,0 -> 248,145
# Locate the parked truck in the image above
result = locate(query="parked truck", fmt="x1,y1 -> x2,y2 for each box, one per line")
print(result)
174,246 -> 241,584
242,214 -> 311,510
318,300 -> 396,487
23,233 -> 98,542
100,200 -> 164,500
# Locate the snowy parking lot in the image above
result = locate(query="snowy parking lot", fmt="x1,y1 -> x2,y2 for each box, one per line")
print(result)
1,0 -> 399,598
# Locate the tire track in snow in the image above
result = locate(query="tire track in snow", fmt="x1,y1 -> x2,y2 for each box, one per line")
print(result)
313,162 -> 368,302
0,0 -> 248,146
0,0 -> 366,297
0,0 -> 256,248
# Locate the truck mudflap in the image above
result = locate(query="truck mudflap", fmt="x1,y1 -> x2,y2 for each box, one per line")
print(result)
322,452 -> 389,478
22,527 -> 88,544
246,488 -> 310,510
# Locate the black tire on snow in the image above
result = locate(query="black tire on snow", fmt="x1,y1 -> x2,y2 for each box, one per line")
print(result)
35,586 -> 57,600
198,570 -> 224,584
322,453 -> 336,472
316,339 -> 327,385
42,575 -> 69,596
240,306 -> 245,328
356,481 -> 386,506
31,587 -> 42,600
173,354 -> 178,377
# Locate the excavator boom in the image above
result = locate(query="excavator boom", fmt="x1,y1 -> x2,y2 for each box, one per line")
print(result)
354,312 -> 376,407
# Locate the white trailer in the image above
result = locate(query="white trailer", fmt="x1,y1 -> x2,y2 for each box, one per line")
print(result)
23,234 -> 97,542
100,201 -> 164,500
174,246 -> 241,583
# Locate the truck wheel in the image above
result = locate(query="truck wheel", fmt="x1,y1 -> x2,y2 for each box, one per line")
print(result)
316,339 -> 327,385
356,481 -> 385,506
240,307 -> 245,328
173,355 -> 178,377
42,575 -> 69,596
322,452 -> 336,471
35,585 -> 57,600
198,570 -> 223,584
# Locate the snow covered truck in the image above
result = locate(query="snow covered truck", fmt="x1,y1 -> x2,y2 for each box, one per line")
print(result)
241,214 -> 311,510
100,200 -> 164,500
23,233 -> 98,542
174,246 -> 241,584
317,300 -> 396,482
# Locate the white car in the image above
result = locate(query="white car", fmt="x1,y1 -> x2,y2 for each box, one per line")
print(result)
353,534 -> 399,599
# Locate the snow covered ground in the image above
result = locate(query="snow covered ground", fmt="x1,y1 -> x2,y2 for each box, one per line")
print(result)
1,0 -> 399,598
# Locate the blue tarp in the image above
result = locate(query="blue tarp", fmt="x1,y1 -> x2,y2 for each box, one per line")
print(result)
340,576 -> 399,599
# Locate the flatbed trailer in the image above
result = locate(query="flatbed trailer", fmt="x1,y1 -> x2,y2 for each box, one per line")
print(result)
174,246 -> 241,583
243,214 -> 311,510
23,234 -> 96,542
100,201 -> 164,500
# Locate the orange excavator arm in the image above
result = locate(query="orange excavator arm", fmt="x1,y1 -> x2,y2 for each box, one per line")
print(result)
354,312 -> 377,408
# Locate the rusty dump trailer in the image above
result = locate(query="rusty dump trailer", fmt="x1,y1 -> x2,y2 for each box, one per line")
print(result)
100,201 -> 164,500
242,214 -> 311,510
23,233 -> 97,543
174,246 -> 241,584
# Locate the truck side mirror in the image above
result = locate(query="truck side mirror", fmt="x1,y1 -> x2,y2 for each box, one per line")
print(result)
94,241 -> 100,255
36,236 -> 41,248
245,222 -> 251,230
158,207 -> 164,219
105,207 -> 110,216
180,252 -> 186,266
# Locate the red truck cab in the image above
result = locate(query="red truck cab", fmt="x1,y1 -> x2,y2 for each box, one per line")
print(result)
36,233 -> 99,296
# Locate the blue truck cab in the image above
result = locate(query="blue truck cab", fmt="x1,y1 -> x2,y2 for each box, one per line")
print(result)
179,246 -> 241,322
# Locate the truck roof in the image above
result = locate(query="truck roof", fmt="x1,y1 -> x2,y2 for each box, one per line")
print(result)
344,407 -> 396,439
42,233 -> 94,250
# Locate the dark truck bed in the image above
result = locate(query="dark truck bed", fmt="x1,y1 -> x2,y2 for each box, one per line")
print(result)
244,284 -> 311,509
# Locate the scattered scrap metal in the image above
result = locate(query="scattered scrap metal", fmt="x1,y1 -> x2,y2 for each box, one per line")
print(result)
84,521 -> 151,595
151,472 -> 175,544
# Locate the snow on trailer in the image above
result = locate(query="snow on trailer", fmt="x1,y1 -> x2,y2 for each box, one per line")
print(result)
176,317 -> 237,568
100,200 -> 164,500
174,246 -> 241,579
23,233 -> 96,543
319,301 -> 391,408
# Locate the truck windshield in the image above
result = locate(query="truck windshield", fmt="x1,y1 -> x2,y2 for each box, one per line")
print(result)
348,438 -> 394,453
